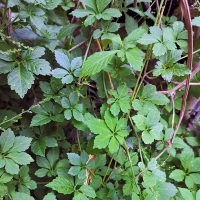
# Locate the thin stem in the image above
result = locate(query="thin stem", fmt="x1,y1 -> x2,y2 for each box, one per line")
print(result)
103,71 -> 109,99
83,35 -> 93,64
68,39 -> 88,52
123,141 -> 139,194
76,129 -> 82,153
102,153 -> 115,185
128,113 -> 144,164
105,146 -> 121,183
8,193 -> 13,200
178,48 -> 200,61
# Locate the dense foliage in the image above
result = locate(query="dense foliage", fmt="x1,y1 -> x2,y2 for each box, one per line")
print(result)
0,0 -> 200,199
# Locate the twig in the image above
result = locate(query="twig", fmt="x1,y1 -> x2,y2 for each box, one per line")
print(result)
133,0 -> 137,8
68,39 -> 89,52
166,0 -> 173,17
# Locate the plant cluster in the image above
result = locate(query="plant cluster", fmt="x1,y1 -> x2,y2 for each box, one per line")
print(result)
0,0 -> 200,200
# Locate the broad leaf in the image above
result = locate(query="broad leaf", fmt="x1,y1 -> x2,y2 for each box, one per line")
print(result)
8,67 -> 34,98
46,177 -> 74,195
80,50 -> 118,78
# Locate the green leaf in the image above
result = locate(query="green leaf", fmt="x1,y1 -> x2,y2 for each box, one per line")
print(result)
153,43 -> 167,56
147,93 -> 169,105
126,47 -> 143,71
137,33 -> 158,45
0,129 -> 15,153
46,177 -> 74,195
30,114 -> 51,127
31,138 -> 46,157
68,166 -> 81,176
102,8 -> 122,20
132,192 -> 140,200
125,14 -> 138,34
57,23 -> 80,40
179,188 -> 194,200
9,136 -> 32,153
192,16 -> 200,27
45,137 -> 58,147
79,185 -> 96,198
5,158 -> 19,174
80,150 -> 89,164
104,110 -> 117,132
123,182 -> 132,195
0,110 -> 17,129
36,156 -> 51,169
110,103 -> 120,116
81,0 -> 97,12
67,153 -> 81,165
64,109 -> 72,120
85,118 -> 111,134
13,192 -> 34,200
0,173 -> 12,183
35,168 -> 49,177
71,9 -> 95,18
169,169 -> 185,182
8,67 -> 34,98
7,152 -> 33,165
94,133 -> 112,149
185,137 -> 200,146
109,137 -> 119,154
0,182 -> 7,197
73,109 -> 84,121
55,50 -> 70,69
43,193 -> 57,200
96,0 -> 110,13
196,189 -> 200,200
80,50 -> 118,78
185,175 -> 195,189
47,148 -> 59,167
69,91 -> 79,106
84,15 -> 96,27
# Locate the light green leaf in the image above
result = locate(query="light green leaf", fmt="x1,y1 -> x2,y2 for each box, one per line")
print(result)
5,158 -> 19,174
169,169 -> 185,182
80,50 -> 118,78
30,114 -> 51,127
45,137 -> 58,147
79,185 -> 96,198
46,177 -> 74,195
142,131 -> 154,144
94,133 -> 112,149
13,192 -> 34,200
192,16 -> 200,27
8,66 -> 34,98
137,33 -> 158,45
185,175 -> 195,189
153,43 -> 167,56
132,115 -> 146,130
43,193 -> 57,200
126,47 -> 143,71
102,8 -> 122,20
67,153 -> 81,165
68,166 -> 81,176
7,152 -> 33,165
132,192 -> 140,200
110,103 -> 121,116
71,9 -> 95,18
0,129 -> 15,153
64,109 -> 72,120
55,50 -> 70,69
186,137 -> 200,146
31,138 -> 46,157
0,173 -> 12,183
179,188 -> 194,200
8,136 -> 32,153
109,137 -> 119,154
35,168 -> 49,177
196,189 -> 200,200
147,93 -> 169,105
150,26 -> 162,41
142,84 -> 156,98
